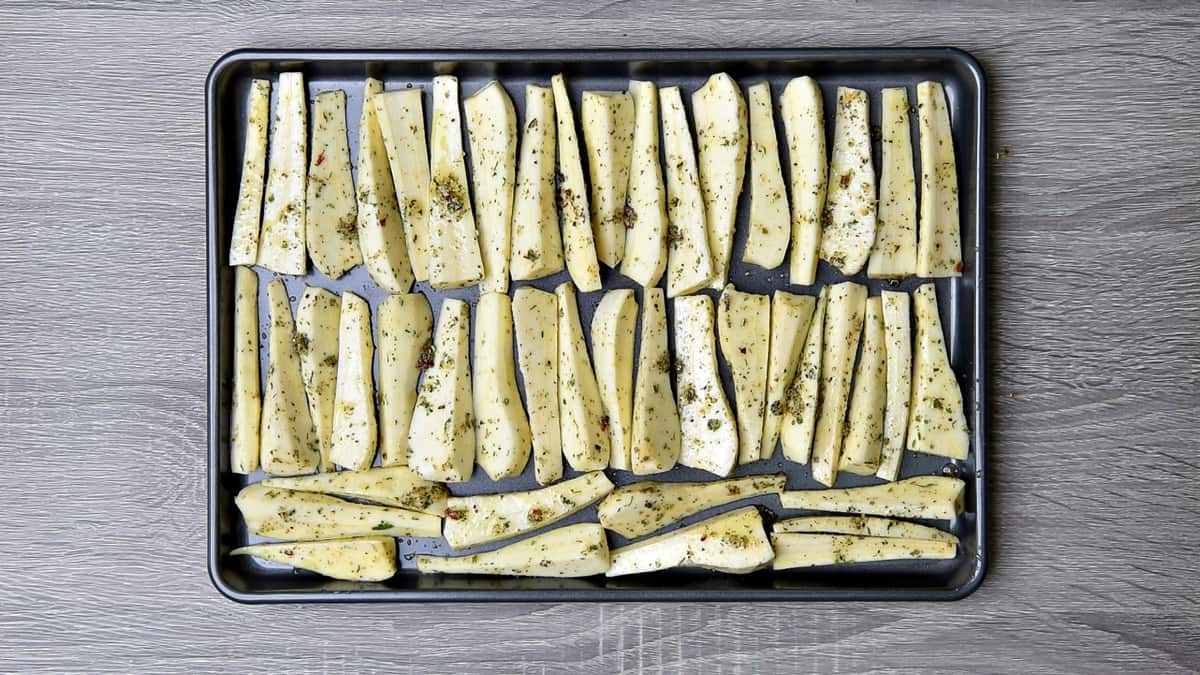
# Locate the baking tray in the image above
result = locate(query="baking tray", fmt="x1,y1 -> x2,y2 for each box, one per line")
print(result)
207,48 -> 987,602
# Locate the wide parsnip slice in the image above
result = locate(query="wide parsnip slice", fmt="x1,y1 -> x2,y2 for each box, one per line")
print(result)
743,81 -> 790,269
660,85 -> 714,298
510,85 -> 565,280
581,90 -> 634,268
915,81 -> 963,278
260,279 -> 319,475
591,290 -> 637,471
442,471 -> 614,549
419,523 -> 609,577
674,295 -> 738,477
867,87 -> 918,278
781,77 -> 826,286
630,288 -> 680,475
236,484 -> 442,540
408,299 -> 475,482
620,80 -> 669,287
329,292 -> 376,470
295,286 -> 340,471
761,291 -> 816,460
377,292 -> 433,467
357,78 -> 415,293
556,283 -> 610,471
598,474 -> 786,539
774,515 -> 958,543
693,73 -> 748,290
233,537 -> 398,582
820,87 -> 876,275
779,475 -> 966,519
257,72 -> 307,274
876,291 -> 912,480
779,288 -> 828,463
473,293 -> 532,480
428,75 -> 484,289
512,288 -> 562,485
717,285 -> 770,465
607,506 -> 773,577
908,284 -> 969,459
305,90 -> 360,279
552,74 -> 602,291
374,88 -> 431,280
811,282 -> 867,486
464,81 -> 517,293
260,465 -> 449,515
772,533 -> 956,569
228,79 -> 270,266
839,296 -> 886,476
230,267 -> 261,474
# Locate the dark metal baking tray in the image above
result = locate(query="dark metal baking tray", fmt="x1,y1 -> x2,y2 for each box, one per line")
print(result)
207,48 -> 987,603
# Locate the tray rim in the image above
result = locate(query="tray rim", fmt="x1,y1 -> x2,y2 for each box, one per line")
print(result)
206,47 -> 988,604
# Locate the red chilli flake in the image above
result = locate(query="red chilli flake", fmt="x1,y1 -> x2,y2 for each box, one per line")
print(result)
955,261 -> 964,273
444,508 -> 463,521
315,153 -> 325,166
283,548 -> 294,557
699,534 -> 708,542
417,340 -> 435,370
379,216 -> 387,228
599,415 -> 610,432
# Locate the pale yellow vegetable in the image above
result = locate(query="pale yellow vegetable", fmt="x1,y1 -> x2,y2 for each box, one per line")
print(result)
408,299 -> 475,482
840,296 -> 886,476
660,85 -> 714,297
779,475 -> 966,519
779,288 -> 828,463
230,266 -> 261,474
228,79 -> 270,266
294,286 -> 340,471
629,288 -> 680,475
780,77 -> 826,286
607,506 -> 773,577
674,295 -> 738,477
419,523 -> 609,577
772,533 -> 956,569
907,284 -> 969,459
260,465 -> 448,515
820,87 -> 876,275
556,283 -> 610,471
260,279 -> 319,475
552,74 -> 602,291
510,84 -> 564,280
257,72 -> 307,274
233,537 -> 397,582
442,471 -> 614,549
305,90 -> 361,279
620,80 -> 669,287
717,285 -> 770,465
590,290 -> 637,471
598,474 -> 786,539
761,291 -> 815,460
867,87 -> 918,278
810,282 -> 867,486
512,287 -> 562,485
464,81 -> 517,294
374,88 -> 431,281
377,293 -> 433,467
774,515 -> 958,543
428,75 -> 484,289
876,290 -> 912,481
236,483 -> 441,540
742,81 -> 790,269
581,90 -> 633,268
329,292 -> 376,470
693,73 -> 748,290
915,81 -> 963,278
473,293 -> 531,480
357,79 -> 415,293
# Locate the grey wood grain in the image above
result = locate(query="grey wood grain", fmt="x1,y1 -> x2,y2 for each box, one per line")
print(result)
1,0 -> 1198,672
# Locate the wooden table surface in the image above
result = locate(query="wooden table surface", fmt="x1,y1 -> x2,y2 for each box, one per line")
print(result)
2,1 -> 1198,672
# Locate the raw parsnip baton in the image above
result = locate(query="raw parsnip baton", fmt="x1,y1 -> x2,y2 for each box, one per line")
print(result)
374,88 -> 431,281
761,291 -> 816,460
779,475 -> 966,519
607,506 -> 773,577
442,471 -> 614,549
408,299 -> 475,482
742,81 -> 790,269
228,79 -> 270,266
779,288 -> 827,463
512,287 -> 562,485
510,84 -> 565,280
590,290 -> 637,471
810,282 -> 867,486
428,75 -> 484,289
357,78 -> 415,293
780,77 -> 827,286
630,288 -> 681,475
581,90 -> 634,267
329,291 -> 376,470
774,515 -> 958,544
377,293 -> 433,467
420,523 -> 609,577
915,81 -> 963,278
717,285 -> 770,465
620,80 -> 669,287
598,474 -> 786,539
305,90 -> 361,279
236,484 -> 442,540
674,295 -> 738,477
692,73 -> 748,290
772,533 -> 956,569
257,72 -> 307,274
660,85 -> 714,297
464,81 -> 517,294
556,283 -> 610,471
907,284 -> 969,459
867,87 -> 918,278
473,293 -> 532,480
876,290 -> 912,481
820,87 -> 876,275
260,465 -> 449,515
552,74 -> 602,291
839,296 -> 886,476
260,279 -> 319,475
233,537 -> 398,582
294,286 -> 341,471
230,266 -> 261,474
